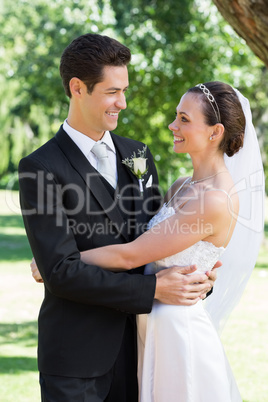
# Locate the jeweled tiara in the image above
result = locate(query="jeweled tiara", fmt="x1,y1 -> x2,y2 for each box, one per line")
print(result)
195,83 -> 221,123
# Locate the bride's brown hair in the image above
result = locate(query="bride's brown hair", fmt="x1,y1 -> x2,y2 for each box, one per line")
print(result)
187,81 -> 245,157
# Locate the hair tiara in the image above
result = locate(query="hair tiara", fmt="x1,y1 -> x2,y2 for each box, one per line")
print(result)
195,83 -> 221,123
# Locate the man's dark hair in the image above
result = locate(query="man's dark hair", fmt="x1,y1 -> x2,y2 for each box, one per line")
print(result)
60,33 -> 131,97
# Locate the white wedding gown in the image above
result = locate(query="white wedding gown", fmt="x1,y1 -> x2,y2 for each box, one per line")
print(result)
137,203 -> 242,402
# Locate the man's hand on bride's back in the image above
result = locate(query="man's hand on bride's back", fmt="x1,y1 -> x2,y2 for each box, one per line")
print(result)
206,261 -> 221,290
30,258 -> 44,283
154,264 -> 216,306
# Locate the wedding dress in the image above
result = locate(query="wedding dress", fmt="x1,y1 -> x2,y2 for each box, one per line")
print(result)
137,200 -> 241,402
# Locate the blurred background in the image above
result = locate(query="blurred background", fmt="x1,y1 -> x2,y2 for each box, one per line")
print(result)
0,0 -> 267,401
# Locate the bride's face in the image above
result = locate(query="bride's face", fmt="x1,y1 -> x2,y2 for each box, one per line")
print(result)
169,93 -> 213,155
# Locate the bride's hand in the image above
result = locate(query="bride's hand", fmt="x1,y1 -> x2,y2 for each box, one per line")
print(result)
204,260 -> 222,296
30,258 -> 44,283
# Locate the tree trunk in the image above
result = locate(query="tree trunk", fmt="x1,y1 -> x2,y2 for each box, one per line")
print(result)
212,0 -> 268,66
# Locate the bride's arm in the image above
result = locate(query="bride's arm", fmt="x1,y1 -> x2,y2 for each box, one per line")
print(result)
80,191 -> 228,270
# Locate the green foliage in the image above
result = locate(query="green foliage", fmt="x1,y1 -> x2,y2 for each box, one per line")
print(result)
110,0 -> 268,191
0,0 -> 117,170
0,0 -> 267,192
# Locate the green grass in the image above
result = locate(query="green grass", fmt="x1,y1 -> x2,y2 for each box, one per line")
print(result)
0,190 -> 43,401
222,269 -> 268,401
0,262 -> 42,402
0,190 -> 267,401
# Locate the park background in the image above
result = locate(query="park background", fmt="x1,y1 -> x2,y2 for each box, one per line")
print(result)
0,0 -> 267,401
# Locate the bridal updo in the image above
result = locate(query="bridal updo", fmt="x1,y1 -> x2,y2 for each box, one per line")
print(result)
187,81 -> 245,157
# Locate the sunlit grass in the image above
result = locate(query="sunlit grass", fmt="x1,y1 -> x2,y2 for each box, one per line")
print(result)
0,260 -> 43,401
0,190 -> 267,401
222,268 -> 268,402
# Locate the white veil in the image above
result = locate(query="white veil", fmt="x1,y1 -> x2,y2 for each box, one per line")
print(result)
205,88 -> 265,333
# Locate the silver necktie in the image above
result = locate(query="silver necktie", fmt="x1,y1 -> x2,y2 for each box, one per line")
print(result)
91,142 -> 116,188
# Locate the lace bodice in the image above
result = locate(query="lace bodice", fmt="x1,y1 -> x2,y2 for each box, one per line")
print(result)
144,203 -> 225,275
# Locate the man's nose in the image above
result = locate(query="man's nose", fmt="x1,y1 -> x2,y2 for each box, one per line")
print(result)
115,93 -> 127,110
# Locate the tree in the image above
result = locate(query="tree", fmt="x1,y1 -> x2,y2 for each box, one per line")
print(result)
211,0 -> 268,190
212,0 -> 268,67
1,0 -> 267,191
111,0 -> 267,191
0,0 -> 115,181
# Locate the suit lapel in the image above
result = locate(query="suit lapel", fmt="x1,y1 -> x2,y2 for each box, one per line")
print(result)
55,127 -> 129,241
111,133 -> 144,218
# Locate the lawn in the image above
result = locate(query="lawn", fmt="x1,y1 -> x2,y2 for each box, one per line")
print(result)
0,190 -> 267,401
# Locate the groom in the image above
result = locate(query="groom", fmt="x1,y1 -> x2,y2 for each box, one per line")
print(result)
19,33 -> 217,401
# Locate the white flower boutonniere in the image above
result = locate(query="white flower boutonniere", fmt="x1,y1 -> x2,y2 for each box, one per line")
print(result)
122,145 -> 148,195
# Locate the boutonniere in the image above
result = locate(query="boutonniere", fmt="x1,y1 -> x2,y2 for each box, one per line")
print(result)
122,145 -> 148,195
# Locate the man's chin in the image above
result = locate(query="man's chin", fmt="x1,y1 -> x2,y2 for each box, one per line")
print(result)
107,123 -> 118,132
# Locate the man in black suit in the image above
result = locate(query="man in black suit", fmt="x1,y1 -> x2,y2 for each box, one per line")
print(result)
19,33 -> 216,401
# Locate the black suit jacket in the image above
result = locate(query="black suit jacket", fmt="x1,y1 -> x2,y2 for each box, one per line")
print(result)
19,126 -> 162,378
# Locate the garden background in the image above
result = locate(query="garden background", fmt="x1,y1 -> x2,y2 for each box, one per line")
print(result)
0,0 -> 267,401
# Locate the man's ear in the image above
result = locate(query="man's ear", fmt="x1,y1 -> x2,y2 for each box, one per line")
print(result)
69,77 -> 84,98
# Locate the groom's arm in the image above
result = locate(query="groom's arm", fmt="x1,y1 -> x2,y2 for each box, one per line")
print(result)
31,258 -> 214,306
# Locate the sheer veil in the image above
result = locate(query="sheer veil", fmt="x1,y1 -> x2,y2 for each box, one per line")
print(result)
205,88 -> 265,333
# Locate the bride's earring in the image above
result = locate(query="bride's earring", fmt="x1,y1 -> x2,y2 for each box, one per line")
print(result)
210,133 -> 216,141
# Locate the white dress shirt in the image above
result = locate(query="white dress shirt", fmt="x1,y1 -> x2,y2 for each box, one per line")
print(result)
63,119 -> 118,184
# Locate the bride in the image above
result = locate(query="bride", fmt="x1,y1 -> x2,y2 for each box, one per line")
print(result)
32,82 -> 264,401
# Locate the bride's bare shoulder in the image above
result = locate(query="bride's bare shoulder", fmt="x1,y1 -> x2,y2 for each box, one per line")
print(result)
164,177 -> 190,203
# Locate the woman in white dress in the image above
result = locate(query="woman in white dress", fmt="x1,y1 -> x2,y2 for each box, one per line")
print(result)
32,82 -> 264,401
